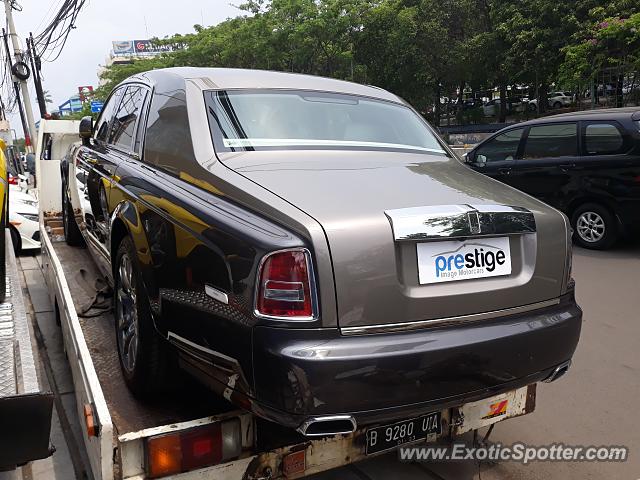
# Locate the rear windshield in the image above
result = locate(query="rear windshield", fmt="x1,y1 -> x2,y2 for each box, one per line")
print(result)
205,89 -> 446,154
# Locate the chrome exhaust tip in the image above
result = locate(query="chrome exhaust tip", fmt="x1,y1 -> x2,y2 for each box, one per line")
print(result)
297,415 -> 357,437
543,360 -> 571,383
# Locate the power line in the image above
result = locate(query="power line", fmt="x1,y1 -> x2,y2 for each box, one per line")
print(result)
32,0 -> 87,62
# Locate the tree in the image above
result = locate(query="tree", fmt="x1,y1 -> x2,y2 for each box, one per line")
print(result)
560,12 -> 640,89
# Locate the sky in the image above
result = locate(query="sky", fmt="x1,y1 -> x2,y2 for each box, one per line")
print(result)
7,0 -> 240,138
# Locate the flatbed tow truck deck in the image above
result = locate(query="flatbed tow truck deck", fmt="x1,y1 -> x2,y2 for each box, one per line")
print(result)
36,119 -> 538,480
50,242 -> 227,435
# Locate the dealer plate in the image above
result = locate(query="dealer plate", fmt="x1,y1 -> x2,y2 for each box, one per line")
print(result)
365,411 -> 441,455
417,237 -> 511,284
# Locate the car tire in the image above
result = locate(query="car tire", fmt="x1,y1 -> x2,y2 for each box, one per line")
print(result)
62,186 -> 85,247
571,203 -> 618,250
114,236 -> 176,397
528,103 -> 536,112
9,225 -> 21,255
553,101 -> 562,109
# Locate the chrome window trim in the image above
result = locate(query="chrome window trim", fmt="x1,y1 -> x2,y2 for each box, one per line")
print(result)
385,204 -> 536,242
340,298 -> 561,336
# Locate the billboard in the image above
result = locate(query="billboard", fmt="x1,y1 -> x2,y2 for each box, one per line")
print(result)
112,40 -> 135,55
78,85 -> 94,102
112,39 -> 177,56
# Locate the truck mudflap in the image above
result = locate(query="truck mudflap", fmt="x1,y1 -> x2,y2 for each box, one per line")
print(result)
0,230 -> 54,469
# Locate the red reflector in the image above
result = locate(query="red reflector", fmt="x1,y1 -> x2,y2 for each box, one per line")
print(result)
257,250 -> 313,318
181,423 -> 222,472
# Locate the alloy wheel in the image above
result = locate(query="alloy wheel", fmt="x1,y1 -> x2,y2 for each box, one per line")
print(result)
576,211 -> 605,243
116,253 -> 139,373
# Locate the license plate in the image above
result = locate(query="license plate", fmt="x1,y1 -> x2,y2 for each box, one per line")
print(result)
365,412 -> 441,455
417,236 -> 511,284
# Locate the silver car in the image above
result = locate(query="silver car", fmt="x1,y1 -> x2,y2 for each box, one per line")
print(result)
62,68 -> 582,441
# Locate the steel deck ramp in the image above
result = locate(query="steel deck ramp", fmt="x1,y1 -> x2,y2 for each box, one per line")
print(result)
0,230 -> 54,469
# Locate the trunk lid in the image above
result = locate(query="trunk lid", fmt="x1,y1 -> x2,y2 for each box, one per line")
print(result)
222,150 -> 567,328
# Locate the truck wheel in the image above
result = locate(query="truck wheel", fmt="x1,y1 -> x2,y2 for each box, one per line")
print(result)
571,203 -> 617,250
115,236 -> 175,396
62,187 -> 85,247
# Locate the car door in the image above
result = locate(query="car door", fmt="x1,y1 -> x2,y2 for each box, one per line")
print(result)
506,122 -> 579,209
80,84 -> 149,262
75,87 -> 124,256
467,127 -> 524,186
578,120 -> 639,213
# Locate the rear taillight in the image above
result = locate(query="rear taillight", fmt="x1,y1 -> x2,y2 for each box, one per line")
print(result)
256,249 -> 316,319
146,419 -> 241,478
8,174 -> 17,185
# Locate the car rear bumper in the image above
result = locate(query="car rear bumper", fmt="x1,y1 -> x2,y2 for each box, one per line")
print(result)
251,291 -> 582,430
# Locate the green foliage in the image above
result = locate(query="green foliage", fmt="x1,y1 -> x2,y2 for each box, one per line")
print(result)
13,137 -> 25,153
63,102 -> 97,121
96,56 -> 173,100
560,12 -> 640,84
94,0 -> 637,124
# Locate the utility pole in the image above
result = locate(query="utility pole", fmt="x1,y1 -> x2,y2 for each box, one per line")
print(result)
4,0 -> 37,148
2,28 -> 30,152
27,33 -> 47,118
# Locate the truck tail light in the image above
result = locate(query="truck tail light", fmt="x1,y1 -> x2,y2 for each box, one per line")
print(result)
256,249 -> 315,319
146,419 -> 241,478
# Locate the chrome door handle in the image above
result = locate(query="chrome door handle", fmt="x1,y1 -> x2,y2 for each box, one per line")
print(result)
498,167 -> 512,175
559,163 -> 575,171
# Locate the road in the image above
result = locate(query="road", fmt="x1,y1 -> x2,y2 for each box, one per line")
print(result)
6,241 -> 640,480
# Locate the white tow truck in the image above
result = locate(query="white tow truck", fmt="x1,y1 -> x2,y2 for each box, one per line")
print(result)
36,119 -> 537,480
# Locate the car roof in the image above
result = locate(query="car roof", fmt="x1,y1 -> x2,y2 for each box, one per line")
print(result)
128,67 -> 402,104
509,107 -> 640,127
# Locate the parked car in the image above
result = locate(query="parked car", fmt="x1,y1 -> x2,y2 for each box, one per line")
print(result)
465,107 -> 640,249
528,92 -> 573,110
61,68 -> 581,436
8,190 -> 40,254
482,98 -> 507,116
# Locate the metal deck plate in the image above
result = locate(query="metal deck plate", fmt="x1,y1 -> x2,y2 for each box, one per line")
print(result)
0,230 -> 40,397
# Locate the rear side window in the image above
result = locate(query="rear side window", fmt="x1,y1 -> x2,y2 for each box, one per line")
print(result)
584,123 -> 624,155
474,128 -> 523,163
109,86 -> 147,151
94,87 -> 124,143
522,123 -> 577,159
144,87 -> 197,177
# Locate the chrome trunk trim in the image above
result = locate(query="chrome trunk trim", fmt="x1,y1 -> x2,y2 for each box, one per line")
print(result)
340,298 -> 561,336
385,204 -> 536,241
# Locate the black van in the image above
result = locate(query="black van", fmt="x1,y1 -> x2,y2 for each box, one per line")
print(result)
465,107 -> 640,249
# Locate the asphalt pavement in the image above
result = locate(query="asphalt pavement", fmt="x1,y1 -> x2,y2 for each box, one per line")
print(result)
6,241 -> 640,480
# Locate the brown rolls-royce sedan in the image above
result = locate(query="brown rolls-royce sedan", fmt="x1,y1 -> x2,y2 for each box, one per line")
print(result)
61,68 -> 581,439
